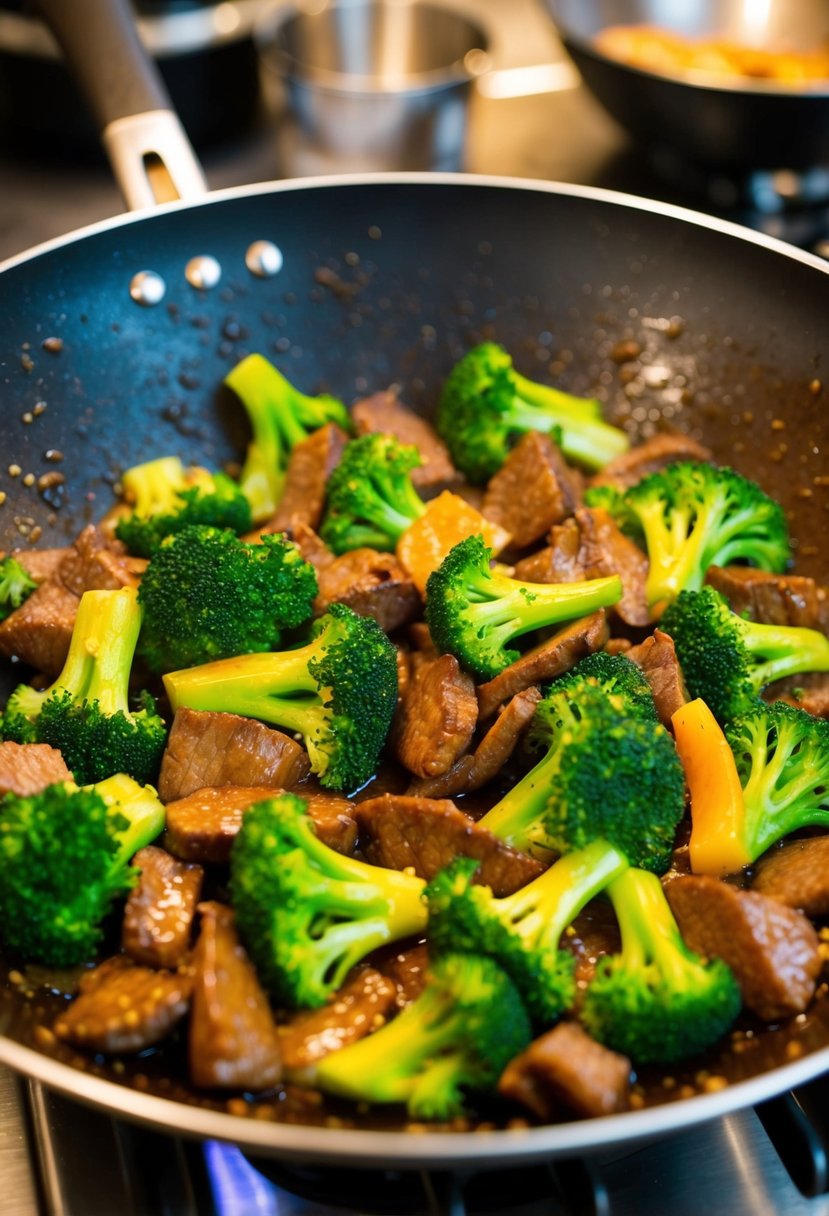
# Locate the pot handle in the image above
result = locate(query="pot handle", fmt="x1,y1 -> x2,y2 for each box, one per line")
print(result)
34,0 -> 207,211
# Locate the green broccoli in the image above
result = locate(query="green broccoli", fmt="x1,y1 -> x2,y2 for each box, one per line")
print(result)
425,533 -> 622,680
545,650 -> 659,725
137,524 -> 318,674
585,462 -> 790,615
581,867 -> 742,1064
0,555 -> 37,622
305,953 -> 531,1120
661,587 -> 829,722
2,586 -> 166,785
163,603 -> 397,790
0,773 -> 165,966
435,342 -> 629,483
224,353 -> 351,522
320,433 -> 427,554
114,455 -> 252,557
229,793 -> 427,1009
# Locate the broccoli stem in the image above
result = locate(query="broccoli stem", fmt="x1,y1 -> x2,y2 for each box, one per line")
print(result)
53,588 -> 141,716
606,869 -> 692,988
509,371 -> 628,468
740,618 -> 829,689
466,570 -> 622,647
94,773 -> 166,869
477,741 -> 561,850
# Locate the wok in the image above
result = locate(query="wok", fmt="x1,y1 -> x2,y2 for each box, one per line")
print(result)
545,0 -> 829,171
1,0 -> 829,1173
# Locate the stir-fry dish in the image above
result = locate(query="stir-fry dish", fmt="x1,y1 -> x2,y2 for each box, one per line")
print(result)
1,345 -> 828,1130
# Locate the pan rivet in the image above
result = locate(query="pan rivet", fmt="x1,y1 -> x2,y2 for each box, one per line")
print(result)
129,270 -> 166,307
246,241 -> 283,278
185,255 -> 222,291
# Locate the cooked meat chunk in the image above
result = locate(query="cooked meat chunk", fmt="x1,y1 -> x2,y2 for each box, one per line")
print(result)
770,673 -> 829,719
482,432 -> 579,549
157,708 -> 310,803
392,653 -> 477,779
0,741 -> 72,796
287,521 -> 336,574
189,902 -> 282,1090
122,846 -> 204,969
589,432 -> 712,491
706,565 -> 827,629
165,785 -> 357,863
375,942 -> 430,1006
53,955 -> 192,1054
352,390 -> 460,495
575,507 -> 650,627
665,875 -> 821,1021
626,629 -> 689,726
316,548 -> 422,633
513,517 -> 585,584
498,1022 -> 631,1119
259,422 -> 349,534
409,687 -> 542,799
752,837 -> 829,916
280,967 -> 398,1073
5,547 -> 67,583
477,612 -> 609,720
58,525 -> 144,597
356,794 -> 544,895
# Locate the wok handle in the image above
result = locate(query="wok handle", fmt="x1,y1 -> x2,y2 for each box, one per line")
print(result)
33,0 -> 207,211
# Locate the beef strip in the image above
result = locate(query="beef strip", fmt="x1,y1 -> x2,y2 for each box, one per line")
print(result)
280,967 -> 398,1073
769,673 -> 829,719
705,565 -> 828,630
351,390 -> 460,495
392,653 -> 478,779
408,686 -> 542,799
58,526 -> 144,597
513,517 -> 585,585
665,874 -> 822,1021
287,521 -> 336,574
482,432 -> 579,549
0,741 -> 72,795
589,433 -> 712,491
498,1022 -> 631,1119
261,422 -> 349,534
477,612 -> 609,720
574,506 -> 650,627
157,708 -> 310,803
356,794 -> 544,895
165,785 -> 357,863
122,846 -> 204,969
53,955 -> 193,1054
315,548 -> 422,633
189,902 -> 282,1090
752,837 -> 829,916
625,629 -> 689,726
374,942 -> 430,1006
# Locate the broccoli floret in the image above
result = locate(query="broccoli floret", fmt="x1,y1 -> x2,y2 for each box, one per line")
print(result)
0,773 -> 165,966
661,587 -> 829,722
307,952 -> 531,1120
479,684 -> 685,870
546,650 -> 659,725
163,603 -> 397,790
3,587 -> 166,785
137,524 -> 317,674
229,793 -> 427,1008
114,455 -> 252,557
425,534 -> 622,680
0,555 -> 37,623
320,434 -> 427,554
581,868 -> 742,1063
426,843 -> 628,1026
224,353 -> 351,522
586,462 -> 790,615
435,342 -> 629,483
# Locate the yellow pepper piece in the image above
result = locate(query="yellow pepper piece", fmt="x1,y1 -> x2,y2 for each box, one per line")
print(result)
396,491 -> 511,597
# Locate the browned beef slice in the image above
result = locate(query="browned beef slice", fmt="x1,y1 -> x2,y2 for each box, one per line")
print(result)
352,390 -> 460,494
287,521 -> 336,573
262,422 -> 349,533
498,1022 -> 631,1119
589,433 -> 712,491
408,687 -> 542,799
477,612 -> 609,720
0,577 -> 79,673
482,432 -> 579,549
625,629 -> 689,726
0,741 -> 72,795
6,547 -> 68,583
316,549 -> 422,633
189,902 -> 282,1090
752,837 -> 829,916
53,955 -> 192,1054
280,968 -> 398,1072
122,846 -> 204,969
575,506 -> 650,627
157,708 -> 310,803
392,653 -> 477,779
665,875 -> 821,1021
769,673 -> 829,719
59,525 -> 144,596
374,942 -> 430,1006
513,518 -> 585,585
356,795 -> 544,895
408,620 -> 439,659
706,565 -> 826,629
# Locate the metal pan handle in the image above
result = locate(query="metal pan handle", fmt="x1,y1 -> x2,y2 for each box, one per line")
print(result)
34,0 -> 207,211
